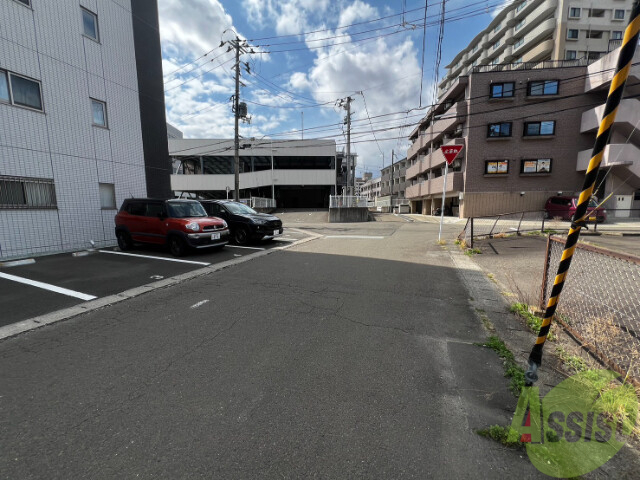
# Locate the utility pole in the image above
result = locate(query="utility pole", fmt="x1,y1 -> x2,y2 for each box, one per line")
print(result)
233,39 -> 240,201
390,149 -> 395,210
337,96 -> 353,195
221,35 -> 256,201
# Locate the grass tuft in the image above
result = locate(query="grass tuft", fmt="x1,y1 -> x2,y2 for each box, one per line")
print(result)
479,336 -> 525,396
477,425 -> 523,447
510,302 -> 555,340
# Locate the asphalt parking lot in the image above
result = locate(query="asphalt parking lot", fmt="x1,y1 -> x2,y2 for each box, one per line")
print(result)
0,229 -> 310,327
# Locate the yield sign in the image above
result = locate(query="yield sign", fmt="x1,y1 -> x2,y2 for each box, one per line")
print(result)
441,145 -> 464,165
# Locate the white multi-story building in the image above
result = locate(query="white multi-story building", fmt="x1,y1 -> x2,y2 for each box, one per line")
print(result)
170,139 -> 338,208
0,0 -> 170,260
438,0 -> 634,97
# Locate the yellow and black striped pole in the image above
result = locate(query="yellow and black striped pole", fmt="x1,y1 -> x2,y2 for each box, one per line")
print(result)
525,0 -> 640,386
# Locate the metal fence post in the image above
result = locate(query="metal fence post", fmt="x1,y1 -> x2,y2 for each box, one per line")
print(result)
517,212 -> 525,235
470,217 -> 474,248
541,211 -> 545,233
488,215 -> 500,237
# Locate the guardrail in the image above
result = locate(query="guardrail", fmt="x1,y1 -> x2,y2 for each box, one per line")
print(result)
459,211 -> 546,247
329,196 -> 369,208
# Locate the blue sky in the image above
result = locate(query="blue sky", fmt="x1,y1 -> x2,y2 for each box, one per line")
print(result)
158,0 -> 506,177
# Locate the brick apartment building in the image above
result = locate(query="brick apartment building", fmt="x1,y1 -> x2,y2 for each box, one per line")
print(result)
407,61 -> 595,216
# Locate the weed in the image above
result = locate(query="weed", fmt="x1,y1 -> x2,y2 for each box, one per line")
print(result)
479,336 -> 526,396
454,239 -> 461,245
477,425 -> 523,448
510,302 -> 555,340
487,273 -> 497,284
464,248 -> 482,256
437,239 -> 447,246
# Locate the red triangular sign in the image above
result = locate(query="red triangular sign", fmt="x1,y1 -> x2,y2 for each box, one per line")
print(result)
441,145 -> 464,165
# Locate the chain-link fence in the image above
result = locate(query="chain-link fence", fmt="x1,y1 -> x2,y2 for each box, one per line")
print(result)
458,211 -> 546,247
541,237 -> 640,385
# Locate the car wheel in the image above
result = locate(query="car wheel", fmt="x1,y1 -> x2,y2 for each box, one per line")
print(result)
169,235 -> 187,257
234,226 -> 250,245
117,231 -> 132,251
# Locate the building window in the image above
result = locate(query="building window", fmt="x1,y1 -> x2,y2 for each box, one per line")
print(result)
612,31 -> 623,40
569,7 -> 580,18
588,51 -> 604,61
516,1 -> 527,13
493,40 -> 501,50
528,80 -> 559,96
487,122 -> 512,137
91,99 -> 107,127
485,160 -> 509,174
0,176 -> 57,209
14,0 -> 31,6
567,29 -> 579,40
0,70 -> 43,111
514,57 -> 523,64
493,23 -> 501,33
99,183 -> 116,209
514,37 -> 525,49
566,50 -> 577,60
589,9 -> 605,18
524,120 -> 556,136
522,159 -> 552,174
82,8 -> 99,41
472,44 -> 479,53
491,57 -> 500,65
586,30 -> 603,39
614,9 -> 625,20
515,19 -> 526,31
490,82 -> 514,98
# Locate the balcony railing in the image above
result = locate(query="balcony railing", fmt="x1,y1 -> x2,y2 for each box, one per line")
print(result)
472,58 -> 587,74
405,172 -> 464,199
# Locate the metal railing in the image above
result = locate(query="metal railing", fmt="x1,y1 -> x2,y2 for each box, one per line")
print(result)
238,197 -> 276,209
459,211 -> 546,247
329,195 -> 369,208
541,236 -> 640,386
472,58 -> 587,74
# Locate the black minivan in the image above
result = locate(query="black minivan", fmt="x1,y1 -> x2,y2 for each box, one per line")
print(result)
199,200 -> 283,245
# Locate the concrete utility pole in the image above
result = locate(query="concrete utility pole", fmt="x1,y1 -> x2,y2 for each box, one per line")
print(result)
337,96 -> 354,195
220,35 -> 256,201
390,149 -> 395,209
233,39 -> 240,201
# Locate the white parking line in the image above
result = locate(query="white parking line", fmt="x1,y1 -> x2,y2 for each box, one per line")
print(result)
225,245 -> 266,251
324,235 -> 385,239
190,300 -> 209,309
0,272 -> 97,301
99,250 -> 210,266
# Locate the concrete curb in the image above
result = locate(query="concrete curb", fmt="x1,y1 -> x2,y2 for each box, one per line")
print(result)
0,231 -> 322,342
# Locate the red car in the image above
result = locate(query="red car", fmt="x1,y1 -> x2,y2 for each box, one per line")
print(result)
114,199 -> 230,256
544,196 -> 607,223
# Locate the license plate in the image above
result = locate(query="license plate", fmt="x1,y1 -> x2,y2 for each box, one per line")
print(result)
273,230 -> 281,236
211,233 -> 220,240
589,216 -> 596,221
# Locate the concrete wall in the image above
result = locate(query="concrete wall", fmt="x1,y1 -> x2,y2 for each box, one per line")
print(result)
329,207 -> 369,223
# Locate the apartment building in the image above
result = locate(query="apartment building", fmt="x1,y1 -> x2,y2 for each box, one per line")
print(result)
0,0 -> 170,260
380,157 -> 408,198
438,0 -> 634,99
170,139 -> 337,208
361,177 -> 381,200
579,49 -> 640,216
407,62 -> 595,217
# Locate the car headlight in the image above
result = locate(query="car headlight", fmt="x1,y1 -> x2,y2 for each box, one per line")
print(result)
185,222 -> 200,232
221,220 -> 228,228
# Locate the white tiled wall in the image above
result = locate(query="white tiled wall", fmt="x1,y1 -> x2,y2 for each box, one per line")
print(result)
0,0 -> 147,260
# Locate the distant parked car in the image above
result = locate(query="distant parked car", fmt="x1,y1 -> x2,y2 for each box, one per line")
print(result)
199,200 -> 283,245
114,199 -> 229,256
544,196 -> 607,223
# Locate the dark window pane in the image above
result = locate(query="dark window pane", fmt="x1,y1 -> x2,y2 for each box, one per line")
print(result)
0,72 -> 9,102
491,85 -> 502,97
503,83 -> 514,97
0,180 -> 26,205
82,9 -> 98,40
92,100 -> 106,126
529,82 -> 544,95
544,81 -> 558,95
10,75 -> 42,110
526,123 -> 540,135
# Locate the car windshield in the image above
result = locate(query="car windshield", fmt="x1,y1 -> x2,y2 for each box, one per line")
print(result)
166,201 -> 207,218
225,202 -> 257,215
588,199 -> 599,207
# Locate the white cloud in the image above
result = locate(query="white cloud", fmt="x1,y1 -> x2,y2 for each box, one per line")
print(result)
241,0 -> 331,36
338,0 -> 378,27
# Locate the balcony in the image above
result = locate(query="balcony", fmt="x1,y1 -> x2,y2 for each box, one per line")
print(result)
407,134 -> 427,160
577,144 -> 640,180
432,102 -> 466,143
406,160 -> 423,180
582,99 -> 640,133
405,172 -> 464,199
